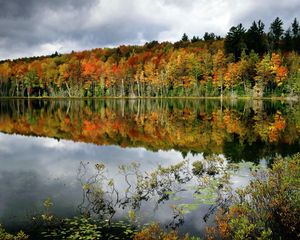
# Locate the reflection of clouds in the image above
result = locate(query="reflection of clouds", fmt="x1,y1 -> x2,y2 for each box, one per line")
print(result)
0,133 -> 197,221
157,149 -> 182,160
0,132 -> 253,235
41,138 -> 78,149
0,170 -> 80,227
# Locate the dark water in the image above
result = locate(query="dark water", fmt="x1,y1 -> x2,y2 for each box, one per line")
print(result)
0,99 -> 299,237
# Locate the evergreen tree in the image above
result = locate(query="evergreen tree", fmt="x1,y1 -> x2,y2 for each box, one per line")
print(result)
269,17 -> 284,51
291,18 -> 300,52
203,32 -> 216,41
181,33 -> 189,42
283,28 -> 293,51
191,36 -> 201,43
292,18 -> 299,37
224,24 -> 247,60
245,20 -> 267,55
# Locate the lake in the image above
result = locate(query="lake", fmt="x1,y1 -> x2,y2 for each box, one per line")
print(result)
0,98 -> 299,238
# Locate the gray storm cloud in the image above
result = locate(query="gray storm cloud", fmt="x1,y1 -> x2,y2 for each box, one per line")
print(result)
0,0 -> 298,60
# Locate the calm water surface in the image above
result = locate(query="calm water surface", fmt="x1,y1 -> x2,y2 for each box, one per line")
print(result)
0,99 -> 299,237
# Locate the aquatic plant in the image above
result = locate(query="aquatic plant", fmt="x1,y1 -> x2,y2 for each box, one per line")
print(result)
0,225 -> 29,240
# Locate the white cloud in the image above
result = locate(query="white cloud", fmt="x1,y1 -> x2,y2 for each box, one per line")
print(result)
0,0 -> 299,60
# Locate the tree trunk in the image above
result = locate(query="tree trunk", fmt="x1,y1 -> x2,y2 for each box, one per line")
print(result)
16,80 -> 19,97
220,78 -> 223,99
121,79 -> 124,97
65,82 -> 71,97
137,79 -> 140,97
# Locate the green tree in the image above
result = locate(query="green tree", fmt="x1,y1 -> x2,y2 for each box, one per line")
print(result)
283,28 -> 293,51
203,32 -> 216,41
181,33 -> 189,42
191,35 -> 200,43
292,18 -> 299,36
245,20 -> 267,55
269,17 -> 284,51
224,24 -> 247,60
291,18 -> 300,52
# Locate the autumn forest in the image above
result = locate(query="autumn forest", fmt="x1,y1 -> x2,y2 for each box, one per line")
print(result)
1,14 -> 300,240
0,17 -> 300,99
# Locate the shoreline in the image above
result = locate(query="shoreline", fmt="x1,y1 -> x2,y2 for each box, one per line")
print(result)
0,96 -> 299,101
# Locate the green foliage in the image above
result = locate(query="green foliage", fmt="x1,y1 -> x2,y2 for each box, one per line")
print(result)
181,33 -> 189,42
0,225 -> 29,240
192,161 -> 204,176
224,24 -> 247,60
41,198 -> 54,222
216,153 -> 300,240
269,17 -> 284,50
203,32 -> 216,41
227,216 -> 272,240
245,21 -> 267,55
43,217 -> 137,240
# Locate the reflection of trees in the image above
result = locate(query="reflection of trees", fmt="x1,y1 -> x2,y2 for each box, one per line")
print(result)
0,99 -> 300,162
76,155 -> 231,229
224,138 -> 300,164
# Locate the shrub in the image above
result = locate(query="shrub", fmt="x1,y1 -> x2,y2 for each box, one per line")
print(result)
133,223 -> 200,240
215,154 -> 300,240
192,161 -> 204,176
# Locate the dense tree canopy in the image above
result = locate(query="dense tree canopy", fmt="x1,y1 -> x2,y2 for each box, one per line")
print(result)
0,17 -> 299,98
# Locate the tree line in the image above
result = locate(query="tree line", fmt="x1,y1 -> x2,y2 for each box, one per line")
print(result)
0,17 -> 299,98
224,17 -> 300,59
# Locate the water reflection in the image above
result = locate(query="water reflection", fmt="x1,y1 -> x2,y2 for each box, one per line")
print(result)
0,132 -> 208,234
75,157 -> 232,236
0,99 -> 299,161
0,99 -> 299,236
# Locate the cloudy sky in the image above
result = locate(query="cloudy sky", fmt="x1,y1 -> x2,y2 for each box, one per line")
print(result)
0,0 -> 299,60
